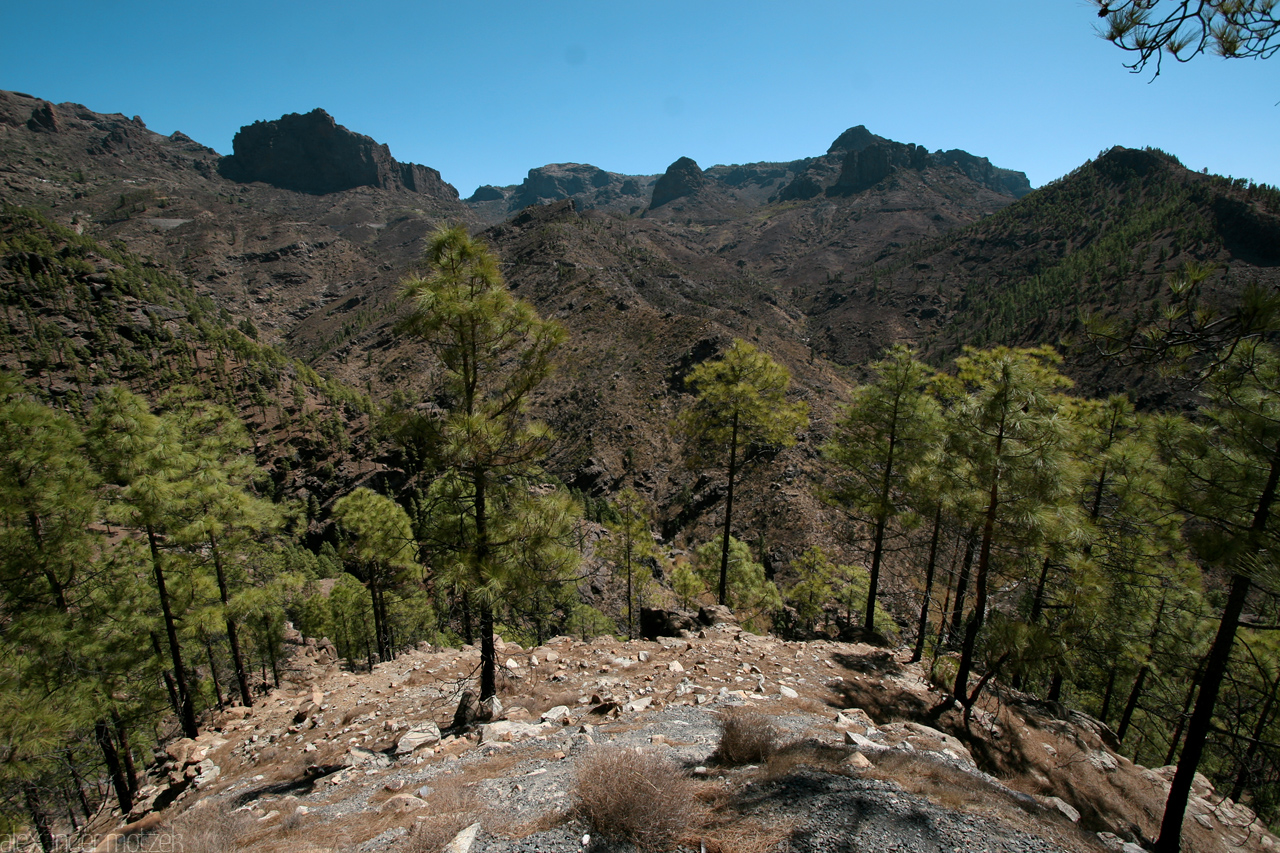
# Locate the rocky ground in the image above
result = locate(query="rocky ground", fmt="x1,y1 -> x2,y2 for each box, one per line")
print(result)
86,621 -> 1276,853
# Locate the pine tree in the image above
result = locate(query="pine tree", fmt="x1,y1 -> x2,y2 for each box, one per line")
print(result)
89,387 -> 201,738
679,339 -> 808,607
1151,340 -> 1280,853
332,487 -> 419,663
929,347 -> 1078,712
825,345 -> 941,635
604,488 -> 656,639
692,537 -> 781,630
169,397 -> 281,707
398,225 -> 574,703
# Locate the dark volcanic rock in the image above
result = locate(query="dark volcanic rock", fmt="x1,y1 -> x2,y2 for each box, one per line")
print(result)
828,142 -> 930,196
218,109 -> 458,198
827,124 -> 880,155
512,163 -> 613,209
937,149 -> 1032,198
26,102 -> 58,133
650,156 -> 708,209
468,185 -> 506,202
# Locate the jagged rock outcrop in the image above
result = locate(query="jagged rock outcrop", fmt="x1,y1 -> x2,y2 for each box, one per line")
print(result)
465,163 -> 659,220
776,125 -> 1032,201
828,142 -> 931,196
649,156 -> 708,209
218,109 -> 458,198
26,101 -> 58,132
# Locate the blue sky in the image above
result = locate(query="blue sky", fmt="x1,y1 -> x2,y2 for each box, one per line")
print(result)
3,1 -> 1277,196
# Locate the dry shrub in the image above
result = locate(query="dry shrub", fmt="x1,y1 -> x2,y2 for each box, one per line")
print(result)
403,775 -> 488,853
762,741 -> 850,781
700,816 -> 795,853
573,747 -> 704,850
866,749 -> 1014,813
715,708 -> 780,765
525,689 -> 581,718
167,803 -> 254,853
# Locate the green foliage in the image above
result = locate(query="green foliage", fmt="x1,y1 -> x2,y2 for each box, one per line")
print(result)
669,561 -> 705,610
825,345 -> 941,633
785,546 -> 837,633
692,537 -> 780,631
399,225 -> 577,698
603,488 -> 657,638
679,339 -> 808,605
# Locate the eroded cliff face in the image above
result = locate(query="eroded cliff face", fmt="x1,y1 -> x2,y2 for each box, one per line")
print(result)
218,108 -> 457,199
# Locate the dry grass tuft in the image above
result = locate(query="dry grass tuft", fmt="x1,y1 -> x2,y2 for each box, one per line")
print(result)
403,774 -> 490,853
700,815 -> 795,853
715,708 -> 780,765
762,741 -> 851,781
166,803 -> 254,853
573,747 -> 704,850
865,749 -> 1015,813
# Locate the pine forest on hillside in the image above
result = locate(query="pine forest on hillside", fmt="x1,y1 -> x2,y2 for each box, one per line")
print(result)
2,82 -> 1280,853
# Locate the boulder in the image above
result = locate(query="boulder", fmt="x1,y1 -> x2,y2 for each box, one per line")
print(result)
541,706 -> 573,726
444,822 -> 483,853
698,604 -> 737,626
640,607 -> 700,640
478,720 -> 547,743
395,722 -> 442,754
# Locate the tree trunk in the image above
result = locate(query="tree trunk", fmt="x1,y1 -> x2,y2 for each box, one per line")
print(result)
911,506 -> 943,663
1099,666 -> 1119,724
1157,442 -> 1280,853
480,602 -> 497,702
1030,556 -> 1053,624
1156,573 -> 1250,853
949,532 -> 976,645
474,468 -> 497,702
209,532 -> 251,707
204,638 -> 225,710
865,416 -> 899,636
149,631 -> 180,718
719,411 -> 740,606
1231,667 -> 1280,802
954,459 -> 1002,702
1117,666 -> 1149,742
148,524 -> 198,738
1165,659 -> 1206,767
24,783 -> 54,853
65,748 -> 92,822
96,719 -> 132,814
113,711 -> 137,797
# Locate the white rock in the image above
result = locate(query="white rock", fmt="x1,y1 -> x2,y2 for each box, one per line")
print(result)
541,706 -> 572,726
844,751 -> 872,769
396,722 -> 442,754
668,660 -> 685,673
440,819 -> 481,853
623,696 -> 654,713
193,760 -> 220,788
379,794 -> 427,813
478,720 -> 547,743
1045,796 -> 1080,823
844,731 -> 886,752
779,685 -> 799,699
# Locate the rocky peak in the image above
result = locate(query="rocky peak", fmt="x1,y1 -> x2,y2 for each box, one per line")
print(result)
649,156 -> 708,209
827,125 -> 882,155
217,109 -> 458,199
828,141 -> 931,196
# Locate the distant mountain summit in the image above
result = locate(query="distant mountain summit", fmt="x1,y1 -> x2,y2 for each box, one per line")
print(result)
463,126 -> 1031,224
218,108 -> 458,198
